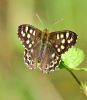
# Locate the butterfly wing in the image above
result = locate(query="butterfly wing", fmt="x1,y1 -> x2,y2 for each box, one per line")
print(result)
39,42 -> 61,73
49,30 -> 77,55
18,24 -> 42,50
18,24 -> 42,69
44,30 -> 78,72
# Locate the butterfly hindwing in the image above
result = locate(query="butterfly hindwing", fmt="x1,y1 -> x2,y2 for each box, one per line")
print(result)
39,42 -> 61,73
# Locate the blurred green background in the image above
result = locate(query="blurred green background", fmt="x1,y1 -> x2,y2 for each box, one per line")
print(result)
0,0 -> 87,100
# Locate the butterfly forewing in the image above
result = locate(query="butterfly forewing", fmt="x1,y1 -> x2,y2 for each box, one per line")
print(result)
18,24 -> 42,50
49,30 -> 77,55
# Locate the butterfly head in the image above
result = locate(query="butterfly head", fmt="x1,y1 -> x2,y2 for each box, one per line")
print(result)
43,28 -> 49,33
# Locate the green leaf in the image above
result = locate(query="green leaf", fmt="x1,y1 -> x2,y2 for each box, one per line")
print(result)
61,47 -> 85,68
69,67 -> 87,72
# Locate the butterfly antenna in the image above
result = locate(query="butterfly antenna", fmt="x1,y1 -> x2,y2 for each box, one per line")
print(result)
49,18 -> 64,30
36,14 -> 45,28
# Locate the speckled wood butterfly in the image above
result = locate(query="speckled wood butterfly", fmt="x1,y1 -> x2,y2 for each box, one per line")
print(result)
18,24 -> 77,73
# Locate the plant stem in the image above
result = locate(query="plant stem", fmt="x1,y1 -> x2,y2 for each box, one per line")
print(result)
65,66 -> 82,86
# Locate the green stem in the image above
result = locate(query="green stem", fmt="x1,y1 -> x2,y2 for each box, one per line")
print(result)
60,62 -> 82,86
65,66 -> 81,86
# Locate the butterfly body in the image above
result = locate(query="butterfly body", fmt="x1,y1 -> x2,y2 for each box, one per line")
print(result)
18,24 -> 77,73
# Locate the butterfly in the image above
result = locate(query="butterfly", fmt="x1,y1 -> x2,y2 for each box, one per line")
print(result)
18,24 -> 77,73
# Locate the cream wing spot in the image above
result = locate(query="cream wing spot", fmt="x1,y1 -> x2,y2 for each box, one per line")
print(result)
70,37 -> 73,42
22,33 -> 25,37
55,45 -> 58,48
25,62 -> 28,66
27,59 -> 31,63
57,34 -> 59,39
66,32 -> 69,38
32,41 -> 34,44
51,53 -> 55,58
56,56 -> 59,60
27,34 -> 30,38
21,31 -> 25,37
29,44 -> 32,48
26,40 -> 30,44
21,30 -> 24,34
26,53 -> 30,58
31,49 -> 33,53
61,39 -> 65,44
24,51 -> 25,55
59,60 -> 61,64
60,34 -> 64,38
25,26 -> 28,33
68,40 -> 71,43
57,48 -> 60,52
61,45 -> 65,49
29,29 -> 33,34
33,30 -> 36,36
67,37 -> 73,43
